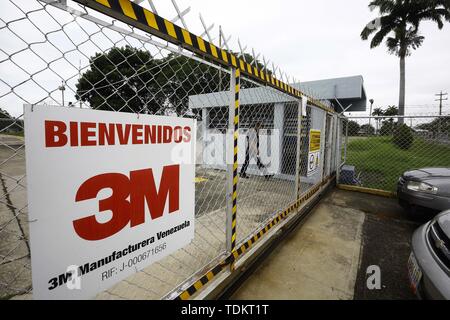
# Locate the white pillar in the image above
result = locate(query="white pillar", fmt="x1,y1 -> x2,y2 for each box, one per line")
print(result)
274,103 -> 285,175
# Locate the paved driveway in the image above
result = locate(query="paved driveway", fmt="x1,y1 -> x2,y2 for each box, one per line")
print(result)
231,188 -> 422,300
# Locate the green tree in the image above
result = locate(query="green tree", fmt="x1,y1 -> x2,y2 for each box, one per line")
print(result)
393,123 -> 414,149
152,53 -> 223,115
76,46 -> 224,116
383,105 -> 399,117
347,120 -> 361,136
372,107 -> 384,133
372,107 -> 384,116
360,124 -> 376,135
384,105 -> 399,125
380,121 -> 398,135
0,108 -> 11,119
76,47 -> 271,116
361,0 -> 450,123
0,108 -> 23,134
379,105 -> 399,135
77,46 -> 159,113
0,108 -> 11,132
417,116 -> 450,136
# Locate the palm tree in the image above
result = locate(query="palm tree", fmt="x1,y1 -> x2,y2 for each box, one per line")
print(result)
361,0 -> 450,123
372,107 -> 384,133
384,105 -> 399,116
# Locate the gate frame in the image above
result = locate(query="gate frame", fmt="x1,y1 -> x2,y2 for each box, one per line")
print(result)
36,0 -> 341,300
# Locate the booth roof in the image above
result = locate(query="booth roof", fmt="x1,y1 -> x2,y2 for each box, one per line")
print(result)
189,75 -> 367,113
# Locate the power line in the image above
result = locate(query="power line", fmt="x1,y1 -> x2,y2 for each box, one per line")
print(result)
404,104 -> 450,107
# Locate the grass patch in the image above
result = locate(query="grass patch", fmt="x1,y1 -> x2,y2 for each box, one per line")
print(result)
346,136 -> 450,191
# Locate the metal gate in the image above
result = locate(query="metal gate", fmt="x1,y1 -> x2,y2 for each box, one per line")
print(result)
0,0 -> 339,300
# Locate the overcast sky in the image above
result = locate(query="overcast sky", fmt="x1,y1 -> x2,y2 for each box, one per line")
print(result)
1,0 -> 449,117
181,0 -> 450,115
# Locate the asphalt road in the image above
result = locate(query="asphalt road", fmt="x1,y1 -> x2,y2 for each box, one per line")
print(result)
351,191 -> 433,300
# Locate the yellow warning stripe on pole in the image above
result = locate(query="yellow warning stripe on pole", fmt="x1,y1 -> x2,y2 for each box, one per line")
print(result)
231,69 -> 240,253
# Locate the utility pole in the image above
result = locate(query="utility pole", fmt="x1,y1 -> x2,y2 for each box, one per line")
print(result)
435,91 -> 448,136
435,91 -> 448,116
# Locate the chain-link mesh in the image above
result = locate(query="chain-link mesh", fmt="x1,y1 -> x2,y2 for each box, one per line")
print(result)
298,105 -> 329,195
0,0 -> 338,300
338,115 -> 450,192
0,0 -> 234,300
338,117 -> 349,170
233,77 -> 299,245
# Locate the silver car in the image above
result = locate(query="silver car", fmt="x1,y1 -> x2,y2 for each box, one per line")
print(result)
398,168 -> 450,217
409,210 -> 450,299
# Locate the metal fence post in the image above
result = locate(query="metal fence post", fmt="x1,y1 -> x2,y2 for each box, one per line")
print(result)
226,68 -> 240,268
320,111 -> 327,183
335,115 -> 341,181
344,118 -> 349,164
295,97 -> 303,200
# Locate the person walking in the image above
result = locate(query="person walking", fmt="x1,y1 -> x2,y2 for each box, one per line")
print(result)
240,122 -> 273,180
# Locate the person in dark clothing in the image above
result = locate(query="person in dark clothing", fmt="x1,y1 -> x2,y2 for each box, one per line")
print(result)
240,122 -> 274,180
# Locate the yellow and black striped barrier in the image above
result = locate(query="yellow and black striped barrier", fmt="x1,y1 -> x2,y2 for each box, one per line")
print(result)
231,69 -> 240,253
72,0 -> 334,113
174,175 -> 335,300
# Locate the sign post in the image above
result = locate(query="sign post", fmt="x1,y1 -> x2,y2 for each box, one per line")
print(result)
24,105 -> 196,299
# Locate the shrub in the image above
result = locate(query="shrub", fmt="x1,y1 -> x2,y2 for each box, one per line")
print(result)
393,124 -> 414,150
380,121 -> 397,136
360,124 -> 375,135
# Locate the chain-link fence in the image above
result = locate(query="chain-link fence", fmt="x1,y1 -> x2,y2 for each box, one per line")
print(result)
1,0 -> 234,300
0,0 -> 338,300
233,78 -> 300,245
338,114 -> 450,193
338,117 -> 349,175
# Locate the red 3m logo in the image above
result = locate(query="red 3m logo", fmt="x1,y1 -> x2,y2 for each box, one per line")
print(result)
74,165 -> 179,241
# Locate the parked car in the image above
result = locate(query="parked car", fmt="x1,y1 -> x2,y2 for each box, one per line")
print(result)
408,209 -> 450,299
397,168 -> 450,217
